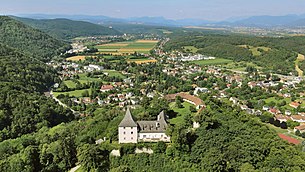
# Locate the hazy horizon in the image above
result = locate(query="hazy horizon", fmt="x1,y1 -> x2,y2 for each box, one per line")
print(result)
1,0 -> 305,21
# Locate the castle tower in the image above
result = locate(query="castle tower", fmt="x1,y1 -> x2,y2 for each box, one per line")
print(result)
118,108 -> 138,143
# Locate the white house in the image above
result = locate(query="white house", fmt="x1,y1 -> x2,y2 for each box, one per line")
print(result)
118,109 -> 170,144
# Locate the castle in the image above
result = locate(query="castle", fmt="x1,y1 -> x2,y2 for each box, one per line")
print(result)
118,109 -> 171,144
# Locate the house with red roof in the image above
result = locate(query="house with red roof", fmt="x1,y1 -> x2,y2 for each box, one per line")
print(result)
100,85 -> 114,92
290,102 -> 300,109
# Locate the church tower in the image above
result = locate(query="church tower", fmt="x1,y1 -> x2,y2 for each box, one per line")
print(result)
118,108 -> 138,143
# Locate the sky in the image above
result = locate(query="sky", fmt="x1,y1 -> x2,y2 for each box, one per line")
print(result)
1,0 -> 305,21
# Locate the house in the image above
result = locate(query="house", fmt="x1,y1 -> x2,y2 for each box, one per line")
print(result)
290,102 -> 300,109
118,109 -> 170,144
262,106 -> 269,111
285,110 -> 292,116
294,125 -> 305,133
290,115 -> 305,123
229,97 -> 239,105
100,85 -> 114,92
275,115 -> 290,122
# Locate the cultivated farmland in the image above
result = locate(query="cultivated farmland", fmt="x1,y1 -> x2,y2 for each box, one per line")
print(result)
66,55 -> 96,61
95,40 -> 158,55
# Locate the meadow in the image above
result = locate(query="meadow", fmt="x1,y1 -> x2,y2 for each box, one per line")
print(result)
191,58 -> 233,65
66,56 -> 96,61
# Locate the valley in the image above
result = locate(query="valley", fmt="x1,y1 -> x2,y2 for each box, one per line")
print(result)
1,13 -> 305,172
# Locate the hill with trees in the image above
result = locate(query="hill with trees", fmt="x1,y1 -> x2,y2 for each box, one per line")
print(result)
164,34 -> 305,74
0,16 -> 70,61
15,17 -> 122,40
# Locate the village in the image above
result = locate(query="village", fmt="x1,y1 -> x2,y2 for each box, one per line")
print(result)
45,35 -> 305,146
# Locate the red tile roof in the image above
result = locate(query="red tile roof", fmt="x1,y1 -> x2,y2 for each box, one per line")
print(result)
294,125 -> 305,131
100,85 -> 114,91
278,133 -> 301,145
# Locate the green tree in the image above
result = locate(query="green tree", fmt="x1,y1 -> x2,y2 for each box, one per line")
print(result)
78,144 -> 110,172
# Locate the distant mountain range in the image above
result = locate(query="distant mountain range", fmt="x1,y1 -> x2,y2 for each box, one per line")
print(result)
17,13 -> 305,28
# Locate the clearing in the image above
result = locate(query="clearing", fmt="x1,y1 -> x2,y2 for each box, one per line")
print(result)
183,46 -> 198,53
295,53 -> 305,77
238,45 -> 271,56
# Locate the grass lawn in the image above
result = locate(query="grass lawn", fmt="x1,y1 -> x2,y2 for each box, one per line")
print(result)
64,80 -> 76,88
183,46 -> 198,53
78,73 -> 104,82
191,58 -> 233,65
53,88 -> 91,98
169,102 -> 196,125
102,70 -> 126,79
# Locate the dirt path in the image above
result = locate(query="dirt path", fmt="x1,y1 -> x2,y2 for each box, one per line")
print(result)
295,54 -> 305,77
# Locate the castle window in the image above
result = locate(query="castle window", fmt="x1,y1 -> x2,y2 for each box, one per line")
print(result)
143,135 -> 146,138
124,137 -> 126,140
131,131 -> 133,134
123,131 -> 126,134
131,137 -> 133,140
123,127 -> 126,129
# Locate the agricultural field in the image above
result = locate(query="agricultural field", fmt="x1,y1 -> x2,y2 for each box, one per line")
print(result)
190,58 -> 233,65
127,58 -> 157,64
95,40 -> 158,55
238,45 -> 271,56
66,56 -> 96,61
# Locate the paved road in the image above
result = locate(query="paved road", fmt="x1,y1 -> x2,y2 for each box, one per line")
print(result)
50,91 -> 78,116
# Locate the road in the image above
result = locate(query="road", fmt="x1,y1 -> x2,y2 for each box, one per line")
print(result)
49,90 -> 79,116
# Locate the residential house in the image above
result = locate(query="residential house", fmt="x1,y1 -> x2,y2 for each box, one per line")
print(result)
294,125 -> 305,133
290,102 -> 300,109
100,85 -> 114,92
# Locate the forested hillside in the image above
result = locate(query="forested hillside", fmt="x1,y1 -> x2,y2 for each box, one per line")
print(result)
164,34 -> 305,74
110,98 -> 305,171
0,43 -> 74,142
0,16 -> 70,60
15,17 -> 121,40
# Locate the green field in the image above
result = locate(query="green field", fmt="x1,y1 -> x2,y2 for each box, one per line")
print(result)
102,70 -> 126,79
191,58 -> 233,65
64,80 -> 77,88
53,88 -> 92,98
169,102 -> 196,125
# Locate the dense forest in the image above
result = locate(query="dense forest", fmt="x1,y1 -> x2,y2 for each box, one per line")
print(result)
0,17 -> 74,144
15,17 -> 122,40
164,34 -> 305,74
0,16 -> 70,60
